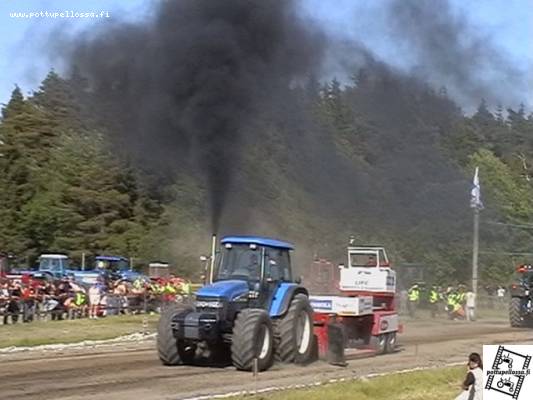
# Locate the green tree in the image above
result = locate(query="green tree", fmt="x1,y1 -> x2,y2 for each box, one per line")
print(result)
0,86 -> 59,257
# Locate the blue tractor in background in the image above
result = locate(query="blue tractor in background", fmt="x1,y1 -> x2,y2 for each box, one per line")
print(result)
157,236 -> 315,371
94,255 -> 144,282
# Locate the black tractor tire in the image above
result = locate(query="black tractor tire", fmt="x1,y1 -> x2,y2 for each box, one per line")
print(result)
275,293 -> 315,364
157,303 -> 193,365
231,309 -> 274,371
510,297 -> 525,327
369,334 -> 386,355
385,332 -> 397,353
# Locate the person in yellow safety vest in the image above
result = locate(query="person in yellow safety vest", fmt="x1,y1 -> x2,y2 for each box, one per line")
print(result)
162,282 -> 177,303
66,291 -> 87,319
181,281 -> 191,296
455,286 -> 466,320
457,287 -> 466,305
133,277 -> 144,291
452,298 -> 464,320
74,291 -> 86,307
150,282 -> 163,295
446,291 -> 456,319
407,284 -> 420,318
164,282 -> 177,294
429,286 -> 439,318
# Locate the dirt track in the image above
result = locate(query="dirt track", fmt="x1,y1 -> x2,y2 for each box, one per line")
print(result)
1,318 -> 532,400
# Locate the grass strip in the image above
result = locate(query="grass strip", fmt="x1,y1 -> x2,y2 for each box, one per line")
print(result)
0,314 -> 158,348
231,366 -> 465,400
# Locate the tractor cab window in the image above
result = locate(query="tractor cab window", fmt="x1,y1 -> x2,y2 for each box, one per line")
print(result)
40,257 -> 67,271
519,270 -> 533,287
265,248 -> 291,282
96,258 -> 129,272
215,244 -> 262,282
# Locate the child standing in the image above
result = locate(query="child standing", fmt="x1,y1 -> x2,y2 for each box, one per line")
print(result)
455,352 -> 483,400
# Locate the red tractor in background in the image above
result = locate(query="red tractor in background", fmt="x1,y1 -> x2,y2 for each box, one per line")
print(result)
509,264 -> 533,327
304,245 -> 400,363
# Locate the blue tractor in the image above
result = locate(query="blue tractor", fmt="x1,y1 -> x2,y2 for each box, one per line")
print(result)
157,236 -> 315,371
94,255 -> 145,282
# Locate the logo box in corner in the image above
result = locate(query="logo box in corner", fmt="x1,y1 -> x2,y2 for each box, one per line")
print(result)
483,345 -> 533,400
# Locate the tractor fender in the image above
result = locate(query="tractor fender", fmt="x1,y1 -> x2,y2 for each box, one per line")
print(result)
269,283 -> 309,318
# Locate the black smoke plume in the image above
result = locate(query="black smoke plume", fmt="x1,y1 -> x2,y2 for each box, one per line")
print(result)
383,0 -> 525,109
51,0 -> 528,264
61,0 -> 325,232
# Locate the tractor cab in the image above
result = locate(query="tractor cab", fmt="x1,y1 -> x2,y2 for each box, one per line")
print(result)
197,236 -> 295,311
94,255 -> 143,282
214,238 -> 292,287
95,256 -> 130,272
38,254 -> 70,278
515,264 -> 533,286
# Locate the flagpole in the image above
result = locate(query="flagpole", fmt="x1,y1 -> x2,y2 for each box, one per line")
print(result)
470,166 -> 482,299
472,207 -> 479,298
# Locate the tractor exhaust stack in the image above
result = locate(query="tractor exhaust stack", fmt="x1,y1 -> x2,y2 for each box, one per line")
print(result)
209,234 -> 216,284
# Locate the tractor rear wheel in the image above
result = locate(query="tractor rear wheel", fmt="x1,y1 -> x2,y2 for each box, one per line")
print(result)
369,334 -> 386,354
231,309 -> 274,371
385,332 -> 397,353
510,297 -> 525,327
276,294 -> 314,364
157,304 -> 193,365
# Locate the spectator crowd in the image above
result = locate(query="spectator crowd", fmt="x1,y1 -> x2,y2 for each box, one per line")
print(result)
0,274 -> 192,324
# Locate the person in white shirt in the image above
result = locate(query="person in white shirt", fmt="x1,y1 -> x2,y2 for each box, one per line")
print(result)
465,289 -> 476,321
88,281 -> 103,319
497,286 -> 506,306
455,352 -> 483,400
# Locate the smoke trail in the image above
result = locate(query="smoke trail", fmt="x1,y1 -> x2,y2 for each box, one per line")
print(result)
61,0 -> 325,232
383,0 -> 525,109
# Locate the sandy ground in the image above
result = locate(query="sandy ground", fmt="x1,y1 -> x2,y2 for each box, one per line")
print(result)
1,317 -> 532,400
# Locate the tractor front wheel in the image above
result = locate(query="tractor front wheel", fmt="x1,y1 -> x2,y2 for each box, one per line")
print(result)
157,304 -> 193,365
276,294 -> 314,364
231,309 -> 274,371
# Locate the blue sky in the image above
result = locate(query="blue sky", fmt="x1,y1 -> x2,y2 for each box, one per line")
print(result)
0,0 -> 531,109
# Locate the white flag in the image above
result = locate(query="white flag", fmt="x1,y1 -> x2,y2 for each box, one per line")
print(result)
470,167 -> 483,209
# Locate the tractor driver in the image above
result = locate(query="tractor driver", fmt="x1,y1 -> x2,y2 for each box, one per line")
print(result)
246,253 -> 261,280
233,252 -> 260,280
366,255 -> 377,267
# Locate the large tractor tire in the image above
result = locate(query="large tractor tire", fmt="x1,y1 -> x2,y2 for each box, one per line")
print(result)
157,304 -> 194,365
231,309 -> 274,371
385,332 -> 397,353
510,297 -> 525,327
275,293 -> 314,364
369,334 -> 386,355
